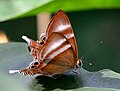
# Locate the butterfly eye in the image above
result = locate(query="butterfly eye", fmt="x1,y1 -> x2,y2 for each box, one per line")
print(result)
42,36 -> 46,41
34,62 -> 39,65
79,59 -> 83,67
40,33 -> 46,41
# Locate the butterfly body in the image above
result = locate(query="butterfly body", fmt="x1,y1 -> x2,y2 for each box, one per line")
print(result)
9,10 -> 82,77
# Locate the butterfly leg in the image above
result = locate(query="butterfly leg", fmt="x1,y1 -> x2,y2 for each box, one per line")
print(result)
72,71 -> 79,85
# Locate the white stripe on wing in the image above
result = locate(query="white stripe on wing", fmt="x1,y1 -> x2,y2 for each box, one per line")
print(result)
58,24 -> 71,32
65,33 -> 74,39
43,38 -> 66,59
48,44 -> 71,59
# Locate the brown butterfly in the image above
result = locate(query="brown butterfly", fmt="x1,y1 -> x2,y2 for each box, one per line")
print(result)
9,10 -> 82,77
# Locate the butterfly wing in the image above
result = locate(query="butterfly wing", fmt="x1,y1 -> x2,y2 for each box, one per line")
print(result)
46,10 -> 78,58
22,10 -> 78,59
39,32 -> 77,75
22,35 -> 45,60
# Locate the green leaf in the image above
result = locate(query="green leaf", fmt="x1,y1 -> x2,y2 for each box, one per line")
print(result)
0,71 -> 30,91
0,0 -> 120,22
0,43 -> 120,91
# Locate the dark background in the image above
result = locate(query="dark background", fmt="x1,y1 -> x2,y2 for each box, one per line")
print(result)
0,9 -> 120,73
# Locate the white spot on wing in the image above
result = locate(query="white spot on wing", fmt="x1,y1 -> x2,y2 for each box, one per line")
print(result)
65,33 -> 74,39
57,24 -> 74,39
58,24 -> 71,32
22,35 -> 30,44
39,33 -> 46,38
9,70 -> 20,74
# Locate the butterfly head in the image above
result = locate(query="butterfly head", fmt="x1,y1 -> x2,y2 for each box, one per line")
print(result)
76,59 -> 83,68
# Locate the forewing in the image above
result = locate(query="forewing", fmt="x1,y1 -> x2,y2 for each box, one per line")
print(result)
46,10 -> 78,58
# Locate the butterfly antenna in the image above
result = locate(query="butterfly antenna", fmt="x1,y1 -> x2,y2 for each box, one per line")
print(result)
81,41 -> 103,60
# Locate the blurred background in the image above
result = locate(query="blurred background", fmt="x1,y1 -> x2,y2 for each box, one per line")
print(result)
0,0 -> 120,73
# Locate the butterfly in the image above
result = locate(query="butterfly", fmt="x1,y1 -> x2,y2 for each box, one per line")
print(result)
9,10 -> 83,77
